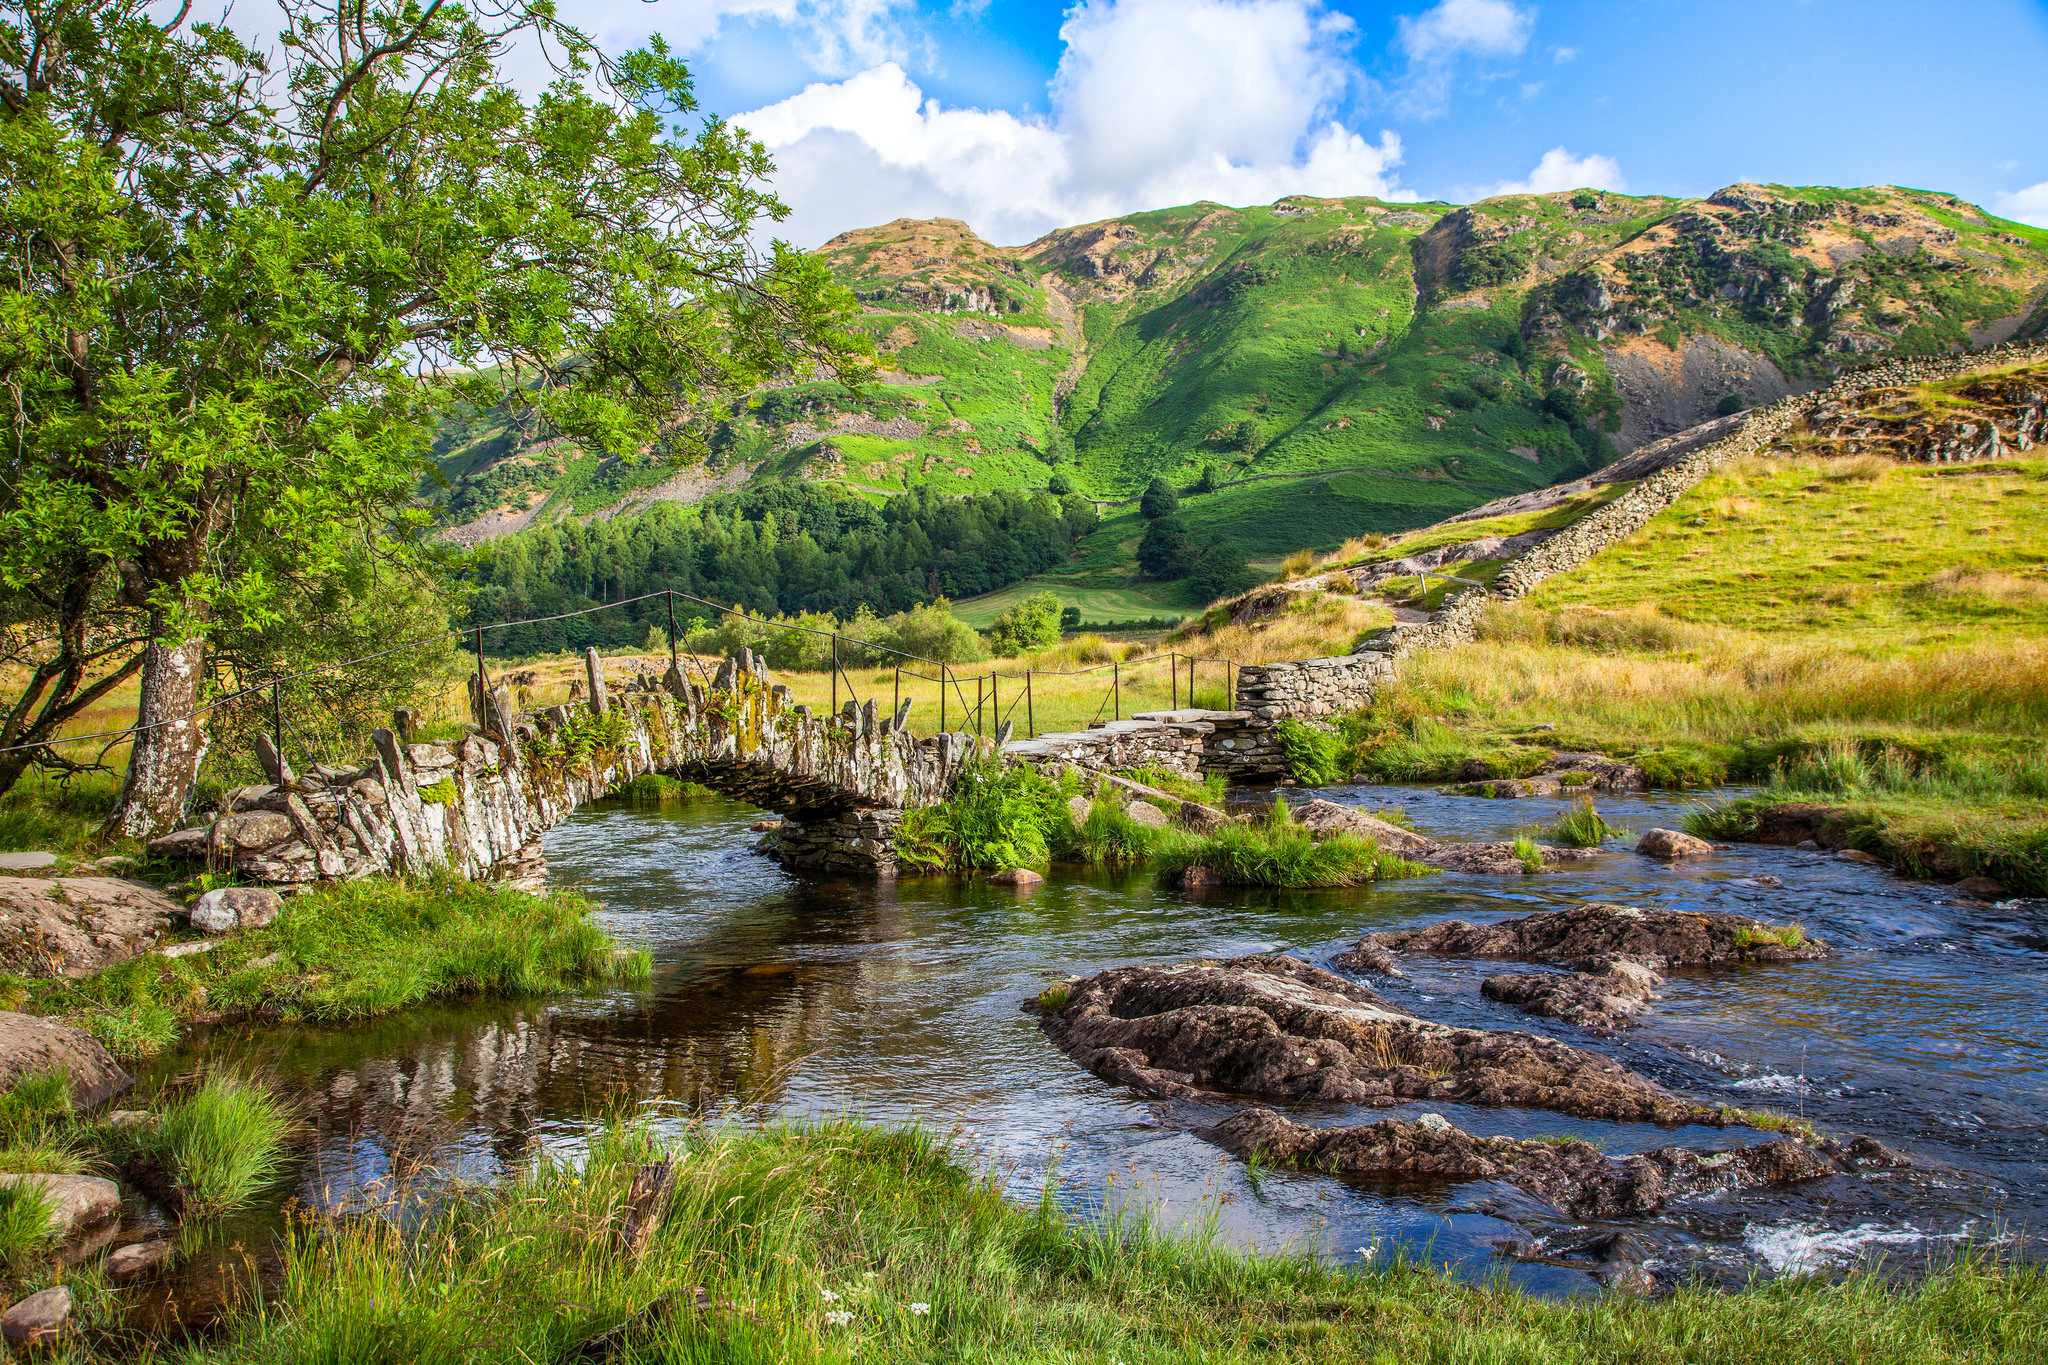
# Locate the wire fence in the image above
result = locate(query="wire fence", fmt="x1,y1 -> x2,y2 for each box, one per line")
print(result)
6,588 -> 1240,768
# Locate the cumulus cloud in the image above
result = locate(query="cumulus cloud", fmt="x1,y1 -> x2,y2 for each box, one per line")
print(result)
1467,145 -> 1625,198
1395,0 -> 1536,63
734,0 -> 1414,246
1994,182 -> 2048,228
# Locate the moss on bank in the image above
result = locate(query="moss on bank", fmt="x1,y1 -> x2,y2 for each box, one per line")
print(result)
13,1120 -> 2023,1363
0,879 -> 649,1058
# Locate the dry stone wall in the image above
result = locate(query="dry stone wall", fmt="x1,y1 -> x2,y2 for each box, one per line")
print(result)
1212,341 -> 2048,777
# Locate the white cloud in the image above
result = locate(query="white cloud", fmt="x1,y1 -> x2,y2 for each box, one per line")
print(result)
1395,0 -> 1536,63
734,0 -> 1414,246
1994,181 -> 2048,228
1466,145 -> 1625,198
1551,45 -> 1576,62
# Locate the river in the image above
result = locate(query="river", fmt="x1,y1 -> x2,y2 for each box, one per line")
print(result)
154,783 -> 2046,1300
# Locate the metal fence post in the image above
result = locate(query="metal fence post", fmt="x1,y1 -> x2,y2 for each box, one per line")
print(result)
1026,671 -> 1034,738
272,681 -> 284,778
1113,660 -> 1120,720
665,590 -> 679,676
474,624 -> 487,727
1171,651 -> 1178,709
941,665 -> 948,732
832,634 -> 839,716
992,673 -> 999,736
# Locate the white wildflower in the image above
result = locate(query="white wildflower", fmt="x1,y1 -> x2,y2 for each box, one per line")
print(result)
820,1289 -> 841,1303
908,1302 -> 932,1316
824,1310 -> 855,1328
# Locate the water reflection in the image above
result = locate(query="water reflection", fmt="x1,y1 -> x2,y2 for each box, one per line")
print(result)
160,784 -> 2047,1292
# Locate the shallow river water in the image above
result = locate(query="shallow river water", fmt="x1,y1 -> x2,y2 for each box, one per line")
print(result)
160,783 -> 2048,1297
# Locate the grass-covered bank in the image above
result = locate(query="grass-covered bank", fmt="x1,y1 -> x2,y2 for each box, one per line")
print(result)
23,1119 -> 2024,1363
1,879 -> 650,1059
893,758 -> 1426,888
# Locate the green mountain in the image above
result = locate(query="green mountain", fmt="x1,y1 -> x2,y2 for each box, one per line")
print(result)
429,183 -> 2048,616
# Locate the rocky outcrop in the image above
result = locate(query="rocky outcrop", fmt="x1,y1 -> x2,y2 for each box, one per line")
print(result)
1289,798 -> 1597,876
1201,1109 -> 1908,1219
1344,903 -> 1826,1032
1032,956 -> 1726,1125
0,877 -> 177,977
0,1012 -> 133,1108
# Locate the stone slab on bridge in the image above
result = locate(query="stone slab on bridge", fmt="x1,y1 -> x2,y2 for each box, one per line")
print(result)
148,651 -> 985,883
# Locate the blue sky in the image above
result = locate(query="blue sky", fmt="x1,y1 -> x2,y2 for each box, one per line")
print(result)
556,0 -> 2048,245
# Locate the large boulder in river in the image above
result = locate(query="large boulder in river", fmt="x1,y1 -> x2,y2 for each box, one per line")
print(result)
0,1172 -> 121,1238
1289,800 -> 1437,857
1635,828 -> 1715,860
0,877 -> 177,977
1031,955 -> 1724,1125
1201,1109 -> 1909,1219
0,1012 -> 133,1108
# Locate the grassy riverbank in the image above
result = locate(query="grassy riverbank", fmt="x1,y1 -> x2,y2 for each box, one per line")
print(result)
1,879 -> 649,1058
17,1119 -> 2023,1363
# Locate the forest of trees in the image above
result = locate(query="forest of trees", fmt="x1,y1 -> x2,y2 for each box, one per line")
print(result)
467,482 -> 1098,655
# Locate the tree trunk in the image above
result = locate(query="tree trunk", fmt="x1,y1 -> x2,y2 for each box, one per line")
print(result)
107,619 -> 210,841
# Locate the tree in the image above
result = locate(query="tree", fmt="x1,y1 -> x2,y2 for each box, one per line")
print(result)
1139,476 -> 1180,521
1187,539 -> 1260,601
1058,605 -> 1081,632
0,0 -> 867,836
1135,518 -> 1196,580
986,590 -> 1061,657
1232,419 -> 1263,454
1192,462 -> 1219,494
1046,470 -> 1073,496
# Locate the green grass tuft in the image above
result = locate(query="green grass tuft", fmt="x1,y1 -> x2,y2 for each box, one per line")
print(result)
147,1073 -> 293,1220
1511,834 -> 1545,873
1155,799 -> 1431,888
1545,796 -> 1625,848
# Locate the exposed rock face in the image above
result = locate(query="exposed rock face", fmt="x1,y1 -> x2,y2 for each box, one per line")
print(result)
1201,1109 -> 1909,1219
0,1012 -> 133,1108
1289,798 -> 1597,876
1636,828 -> 1715,860
0,1172 -> 121,1238
0,877 -> 177,977
1344,903 -> 1825,1032
1033,956 -> 1724,1124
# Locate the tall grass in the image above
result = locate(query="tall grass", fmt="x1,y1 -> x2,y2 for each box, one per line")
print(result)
1545,797 -> 1625,848
0,1179 -> 54,1269
183,1119 -> 2048,1365
146,1074 -> 293,1220
1154,798 -> 1430,888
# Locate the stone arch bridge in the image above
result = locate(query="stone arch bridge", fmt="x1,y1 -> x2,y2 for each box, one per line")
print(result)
149,649 -> 1008,883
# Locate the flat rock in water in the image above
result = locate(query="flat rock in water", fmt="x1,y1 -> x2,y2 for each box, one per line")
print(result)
0,1012 -> 133,1108
1035,956 -> 1724,1124
1424,842 -> 1597,875
987,868 -> 1044,887
0,1171 -> 121,1237
1201,1109 -> 1910,1219
106,1240 -> 175,1282
1635,828 -> 1715,860
1481,958 -> 1663,1032
1955,876 -> 2008,900
0,877 -> 178,976
1348,902 -> 1828,973
1,1286 -> 73,1345
1837,848 -> 1886,866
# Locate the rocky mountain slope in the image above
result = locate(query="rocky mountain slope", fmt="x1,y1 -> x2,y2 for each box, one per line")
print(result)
427,184 -> 2048,566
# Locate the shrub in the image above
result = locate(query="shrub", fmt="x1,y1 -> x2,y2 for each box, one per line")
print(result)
896,757 -> 1067,873
858,600 -> 990,666
1276,720 -> 1347,786
1632,747 -> 1732,790
987,591 -> 1063,657
147,1074 -> 293,1220
1512,835 -> 1545,874
1057,799 -> 1161,867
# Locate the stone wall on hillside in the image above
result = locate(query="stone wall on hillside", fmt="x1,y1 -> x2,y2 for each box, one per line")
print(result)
1214,339 -> 2048,778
